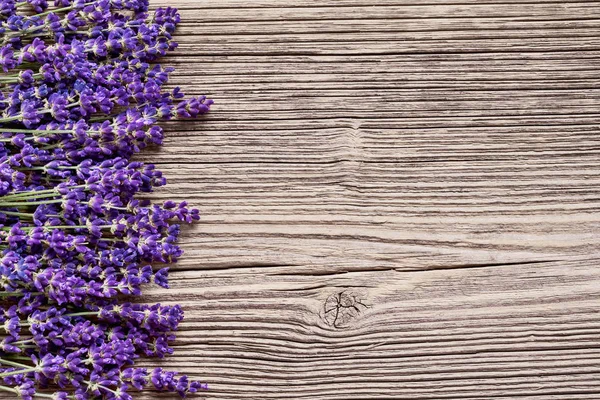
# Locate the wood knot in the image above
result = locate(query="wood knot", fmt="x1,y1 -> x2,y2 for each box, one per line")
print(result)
322,291 -> 369,328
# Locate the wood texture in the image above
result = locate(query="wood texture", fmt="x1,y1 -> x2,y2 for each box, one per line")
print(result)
123,1 -> 600,398
132,1 -> 600,398
11,1 -> 600,399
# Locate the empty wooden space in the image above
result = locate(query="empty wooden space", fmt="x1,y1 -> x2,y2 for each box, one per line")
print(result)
136,1 -> 600,399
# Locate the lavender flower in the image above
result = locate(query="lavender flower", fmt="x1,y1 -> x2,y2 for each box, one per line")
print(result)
0,0 -> 211,398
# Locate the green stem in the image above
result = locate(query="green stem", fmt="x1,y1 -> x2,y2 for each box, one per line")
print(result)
0,73 -> 42,81
5,356 -> 33,362
0,366 -> 37,378
1,185 -> 84,200
0,291 -> 42,297
0,199 -> 63,206
0,385 -> 16,395
0,129 -> 72,134
0,211 -> 35,217
0,116 -> 20,123
0,358 -> 32,369
0,137 -> 33,143
0,128 -> 101,144
0,192 -> 60,201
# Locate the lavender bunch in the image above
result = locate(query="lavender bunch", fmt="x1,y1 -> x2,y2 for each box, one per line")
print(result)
0,0 -> 212,398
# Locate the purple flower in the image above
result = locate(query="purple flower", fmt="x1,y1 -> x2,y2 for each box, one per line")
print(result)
34,353 -> 65,379
15,381 -> 36,400
0,45 -> 16,72
26,0 -> 49,13
0,2 -> 211,398
153,267 -> 169,288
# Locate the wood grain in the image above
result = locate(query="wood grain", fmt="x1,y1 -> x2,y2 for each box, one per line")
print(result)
6,0 -> 600,399
130,1 -> 600,398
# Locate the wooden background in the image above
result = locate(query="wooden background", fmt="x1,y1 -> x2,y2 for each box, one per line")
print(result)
137,0 -> 600,399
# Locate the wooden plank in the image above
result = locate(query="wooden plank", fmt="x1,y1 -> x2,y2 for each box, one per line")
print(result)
166,3 -> 599,21
124,1 -> 600,398
144,2 -> 600,395
170,0 -> 600,8
133,258 -> 600,398
169,0 -> 600,8
3,0 -> 600,399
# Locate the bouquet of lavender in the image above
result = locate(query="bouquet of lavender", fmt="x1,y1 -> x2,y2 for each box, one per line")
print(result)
0,0 -> 212,398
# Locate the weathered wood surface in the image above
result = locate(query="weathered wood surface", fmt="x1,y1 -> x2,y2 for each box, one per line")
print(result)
138,1 -> 600,398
